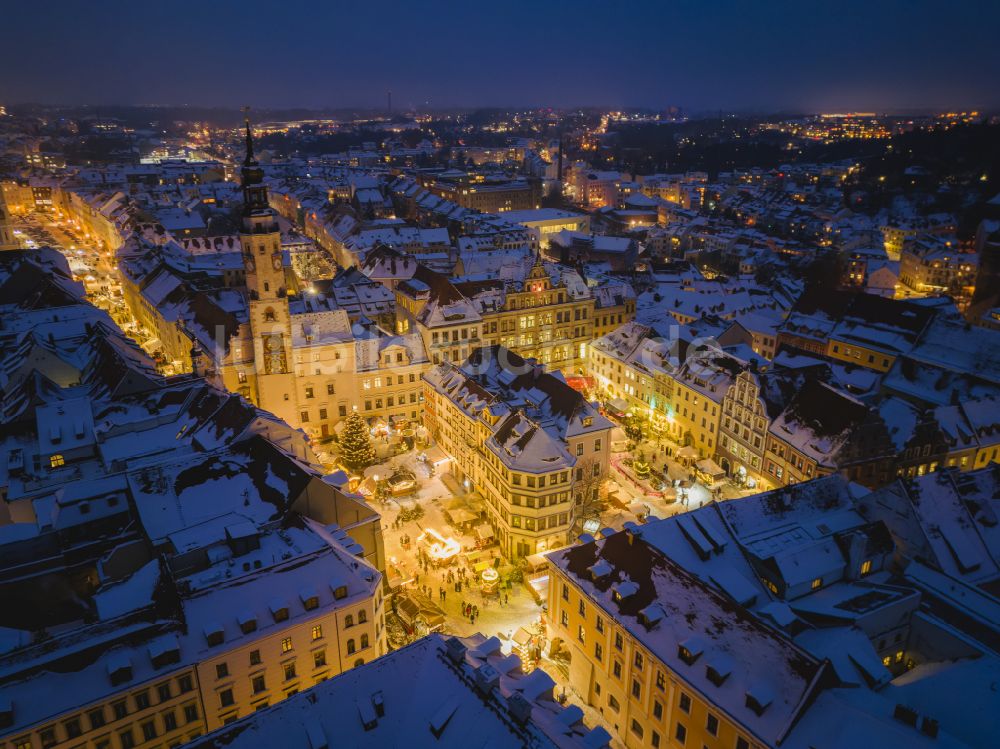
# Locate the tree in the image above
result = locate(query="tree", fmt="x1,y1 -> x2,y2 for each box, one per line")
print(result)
338,411 -> 376,472
572,458 -> 608,535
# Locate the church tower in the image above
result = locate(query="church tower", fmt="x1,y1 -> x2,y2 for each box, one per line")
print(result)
0,190 -> 18,251
240,115 -> 299,425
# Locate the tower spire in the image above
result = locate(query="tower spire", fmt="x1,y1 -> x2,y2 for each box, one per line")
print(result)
241,105 -> 256,166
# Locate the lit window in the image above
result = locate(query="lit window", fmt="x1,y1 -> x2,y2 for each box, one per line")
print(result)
281,637 -> 293,653
50,454 -> 65,468
311,625 -> 323,641
860,560 -> 872,576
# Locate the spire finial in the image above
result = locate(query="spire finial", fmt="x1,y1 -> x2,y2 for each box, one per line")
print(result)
241,105 -> 255,165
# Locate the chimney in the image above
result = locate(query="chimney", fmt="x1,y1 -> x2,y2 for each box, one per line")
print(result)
474,663 -> 500,695
507,692 -> 532,724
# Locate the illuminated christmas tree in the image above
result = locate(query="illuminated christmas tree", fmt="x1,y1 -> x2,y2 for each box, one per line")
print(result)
338,410 -> 377,472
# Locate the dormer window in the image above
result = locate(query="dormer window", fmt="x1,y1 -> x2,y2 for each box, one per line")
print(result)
270,602 -> 289,623
204,624 -> 224,647
745,686 -> 774,716
707,665 -> 730,686
238,613 -> 257,634
678,637 -> 705,666
107,654 -> 133,686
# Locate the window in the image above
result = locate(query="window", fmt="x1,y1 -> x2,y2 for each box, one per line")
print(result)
613,660 -> 622,679
216,662 -> 229,679
251,675 -> 266,694
706,713 -> 719,736
560,611 -> 569,627
134,691 -> 150,710
811,577 -> 822,590
347,639 -> 356,655
281,637 -> 293,654
595,643 -> 603,661
652,730 -> 661,748
64,718 -> 82,738
632,680 -> 641,699
283,662 -> 297,681
736,738 -> 750,749
594,439 -> 602,452
40,727 -> 57,747
120,729 -> 136,749
184,704 -> 198,723
607,695 -> 620,712
860,559 -> 872,576
311,625 -> 323,641
630,719 -> 644,738
249,649 -> 261,666
614,632 -> 623,651
561,584 -> 569,601
314,649 -> 327,668
158,682 -> 172,702
88,708 -> 105,730
596,616 -> 604,633
679,692 -> 691,713
675,722 -> 687,744
141,720 -> 157,741
578,600 -> 586,616
653,700 -> 663,720
656,670 -> 666,692
333,586 -> 347,600
220,689 -> 235,707
50,454 -> 65,468
634,652 -> 644,671
178,674 -> 193,693
327,383 -> 335,395
113,700 -> 128,720
163,710 -> 177,732
359,610 -> 367,624
577,625 -> 586,643
345,614 -> 354,628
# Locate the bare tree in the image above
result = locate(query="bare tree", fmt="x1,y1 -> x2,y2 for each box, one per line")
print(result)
572,457 -> 608,535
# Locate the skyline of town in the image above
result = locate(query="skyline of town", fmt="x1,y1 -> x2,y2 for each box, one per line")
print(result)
1,12 -> 1000,746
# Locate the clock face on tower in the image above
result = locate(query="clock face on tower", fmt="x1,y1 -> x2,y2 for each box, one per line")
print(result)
272,252 -> 282,271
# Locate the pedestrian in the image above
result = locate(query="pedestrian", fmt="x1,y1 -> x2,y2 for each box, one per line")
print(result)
504,593 -> 509,606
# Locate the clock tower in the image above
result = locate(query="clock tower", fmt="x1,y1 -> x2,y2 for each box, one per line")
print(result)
240,113 -> 299,425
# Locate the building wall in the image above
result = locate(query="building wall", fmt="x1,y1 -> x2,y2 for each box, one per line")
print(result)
422,376 -> 611,557
5,589 -> 387,749
547,566 -> 759,749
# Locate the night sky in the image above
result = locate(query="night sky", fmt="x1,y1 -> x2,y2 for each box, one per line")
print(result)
3,0 -> 998,112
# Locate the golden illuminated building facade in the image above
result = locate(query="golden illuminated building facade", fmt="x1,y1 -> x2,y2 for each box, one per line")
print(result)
423,346 -> 612,557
